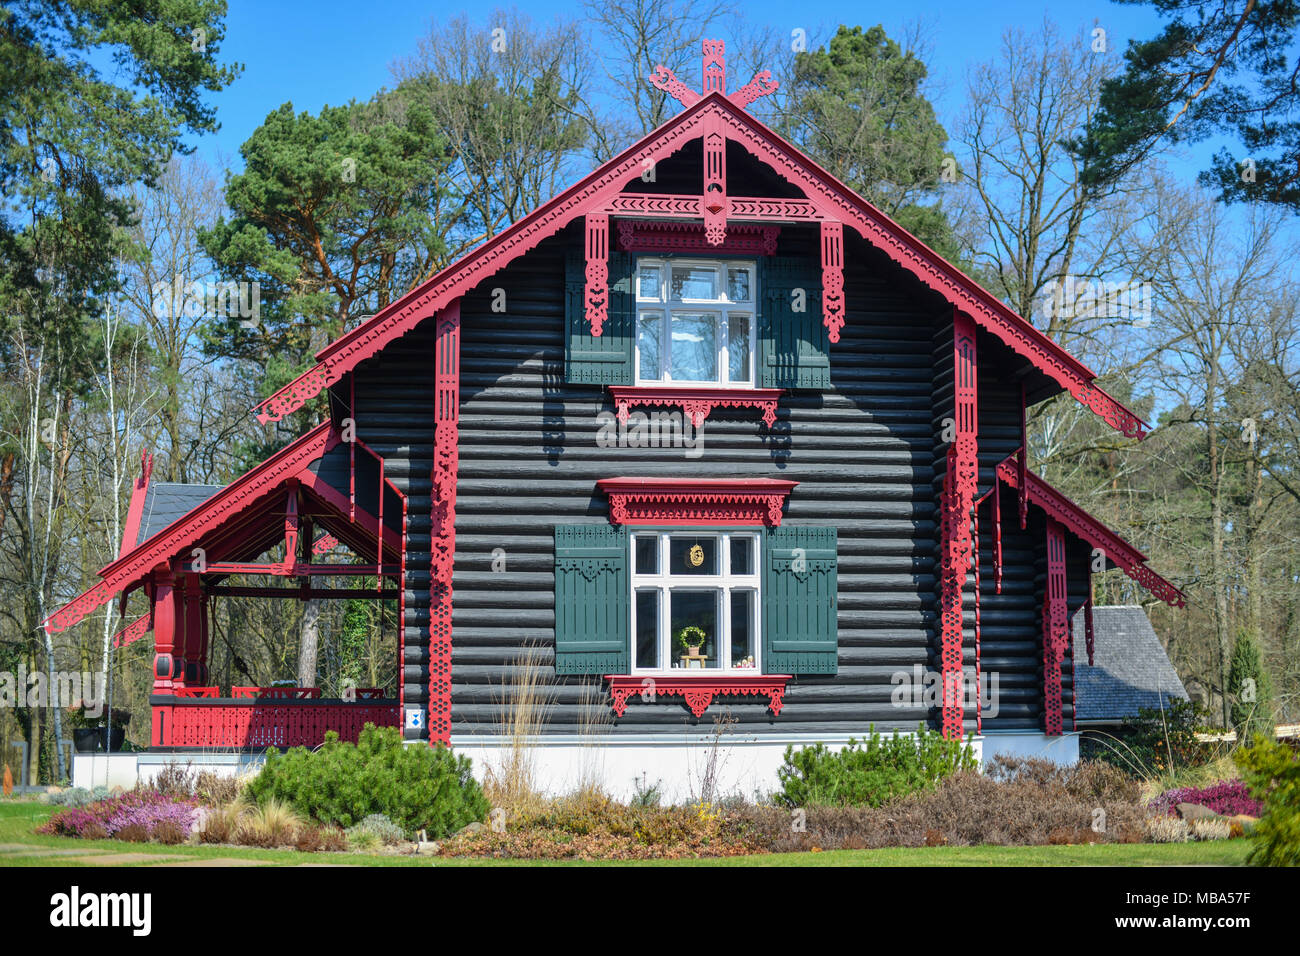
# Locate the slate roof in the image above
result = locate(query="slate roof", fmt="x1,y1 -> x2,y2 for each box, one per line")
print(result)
136,482 -> 224,546
1072,605 -> 1188,723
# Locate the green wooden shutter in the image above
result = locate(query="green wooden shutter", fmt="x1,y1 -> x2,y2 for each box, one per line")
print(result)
565,247 -> 634,385
763,526 -> 838,674
758,256 -> 831,389
554,524 -> 630,674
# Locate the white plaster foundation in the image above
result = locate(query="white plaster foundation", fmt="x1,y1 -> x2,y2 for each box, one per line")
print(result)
71,730 -> 1079,802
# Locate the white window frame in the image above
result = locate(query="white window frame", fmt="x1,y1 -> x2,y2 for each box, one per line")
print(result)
634,257 -> 757,388
630,530 -> 762,674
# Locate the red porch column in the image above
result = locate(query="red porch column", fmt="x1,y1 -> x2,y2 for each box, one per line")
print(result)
183,574 -> 205,686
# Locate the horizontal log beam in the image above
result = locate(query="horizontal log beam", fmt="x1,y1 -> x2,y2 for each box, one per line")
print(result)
208,586 -> 400,600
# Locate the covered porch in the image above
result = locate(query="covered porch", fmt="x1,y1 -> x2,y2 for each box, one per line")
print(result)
47,422 -> 407,751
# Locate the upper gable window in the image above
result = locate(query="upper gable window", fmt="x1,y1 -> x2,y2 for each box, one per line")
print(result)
634,258 -> 756,387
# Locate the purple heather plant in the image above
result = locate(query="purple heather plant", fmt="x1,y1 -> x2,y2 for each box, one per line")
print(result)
1147,779 -> 1262,818
39,788 -> 201,839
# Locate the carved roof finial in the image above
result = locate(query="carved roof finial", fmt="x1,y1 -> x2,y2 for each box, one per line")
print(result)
648,37 -> 779,112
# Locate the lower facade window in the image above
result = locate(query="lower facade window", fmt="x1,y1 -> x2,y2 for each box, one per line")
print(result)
631,530 -> 759,672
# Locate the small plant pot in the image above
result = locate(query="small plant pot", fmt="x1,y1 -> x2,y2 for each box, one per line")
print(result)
73,728 -> 102,753
104,726 -> 126,753
687,645 -> 702,657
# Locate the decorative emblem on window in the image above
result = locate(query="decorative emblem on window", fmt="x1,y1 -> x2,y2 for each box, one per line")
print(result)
688,543 -> 705,567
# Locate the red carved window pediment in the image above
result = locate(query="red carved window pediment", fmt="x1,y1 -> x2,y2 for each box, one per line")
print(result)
596,477 -> 797,527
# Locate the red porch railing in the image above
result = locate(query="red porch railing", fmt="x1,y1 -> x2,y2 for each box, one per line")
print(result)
151,687 -> 399,749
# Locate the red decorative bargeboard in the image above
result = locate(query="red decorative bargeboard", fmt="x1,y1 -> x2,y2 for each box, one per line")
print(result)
609,386 -> 783,428
597,477 -> 797,527
150,695 -> 399,749
606,674 -> 791,718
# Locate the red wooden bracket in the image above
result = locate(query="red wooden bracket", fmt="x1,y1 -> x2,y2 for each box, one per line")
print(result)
112,613 -> 151,649
606,674 -> 790,718
1084,594 -> 1096,666
609,385 -> 783,428
702,39 -> 726,95
311,533 -> 338,556
597,477 -> 797,527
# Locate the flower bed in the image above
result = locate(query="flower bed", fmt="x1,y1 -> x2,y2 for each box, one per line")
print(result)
1147,779 -> 1262,818
38,788 -> 202,840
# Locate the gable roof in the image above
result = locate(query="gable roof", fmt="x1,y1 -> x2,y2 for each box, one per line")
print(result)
253,92 -> 1147,440
134,482 -> 225,548
1072,605 -> 1188,722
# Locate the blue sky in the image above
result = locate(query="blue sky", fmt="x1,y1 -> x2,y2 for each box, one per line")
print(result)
191,0 -> 1224,183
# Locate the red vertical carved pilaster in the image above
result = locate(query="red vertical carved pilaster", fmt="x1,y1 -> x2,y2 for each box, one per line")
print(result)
820,220 -> 845,343
702,114 -> 727,245
939,310 -> 978,739
585,213 -> 609,336
972,502 -> 982,735
429,301 -> 461,746
1043,517 -> 1068,736
993,476 -> 1003,594
1018,382 -> 1029,530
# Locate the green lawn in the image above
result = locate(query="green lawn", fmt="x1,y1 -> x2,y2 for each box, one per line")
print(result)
0,799 -> 1253,867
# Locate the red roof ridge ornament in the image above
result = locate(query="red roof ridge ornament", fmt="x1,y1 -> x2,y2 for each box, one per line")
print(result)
648,39 -> 779,112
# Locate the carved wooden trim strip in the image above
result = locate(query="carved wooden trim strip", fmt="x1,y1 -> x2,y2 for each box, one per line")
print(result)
609,385 -> 783,428
429,301 -> 461,746
584,213 -> 610,336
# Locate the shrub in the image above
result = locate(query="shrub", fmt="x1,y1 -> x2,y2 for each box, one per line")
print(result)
195,772 -> 242,806
1087,699 -> 1210,776
1147,817 -> 1189,843
1147,779 -> 1262,818
1235,736 -> 1300,867
346,813 -> 407,846
48,786 -> 111,808
775,726 -> 977,808
320,827 -> 348,852
152,820 -> 187,845
116,823 -> 149,843
236,798 -> 303,848
199,805 -> 240,844
154,763 -> 196,798
1190,818 -> 1232,841
244,724 -> 489,838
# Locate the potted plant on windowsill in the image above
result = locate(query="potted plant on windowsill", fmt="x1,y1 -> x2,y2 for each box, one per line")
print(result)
676,626 -> 708,668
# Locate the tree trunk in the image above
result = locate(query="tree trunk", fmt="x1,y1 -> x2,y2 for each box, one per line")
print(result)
297,586 -> 323,688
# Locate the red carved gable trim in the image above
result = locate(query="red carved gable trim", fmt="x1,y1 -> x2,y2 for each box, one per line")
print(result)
253,94 -> 1145,441
597,476 -> 796,527
614,220 -> 780,255
995,458 -> 1186,608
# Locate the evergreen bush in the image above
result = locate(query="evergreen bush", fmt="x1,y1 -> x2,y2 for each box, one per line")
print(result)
244,724 -> 488,838
775,725 -> 977,808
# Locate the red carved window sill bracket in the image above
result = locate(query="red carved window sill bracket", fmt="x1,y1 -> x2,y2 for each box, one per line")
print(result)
597,477 -> 797,527
609,386 -> 783,428
606,674 -> 791,717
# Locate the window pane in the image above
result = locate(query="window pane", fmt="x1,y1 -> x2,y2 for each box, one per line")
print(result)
727,268 -> 750,302
670,313 -> 718,381
636,590 -> 660,669
728,314 -> 750,382
730,536 -> 753,575
638,267 -> 661,300
731,591 -> 756,668
634,535 -> 659,574
671,266 -> 717,300
670,536 -> 717,575
637,313 -> 661,381
671,589 -> 720,669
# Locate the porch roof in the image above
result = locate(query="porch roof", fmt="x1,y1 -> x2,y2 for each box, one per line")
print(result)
45,422 -> 402,633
